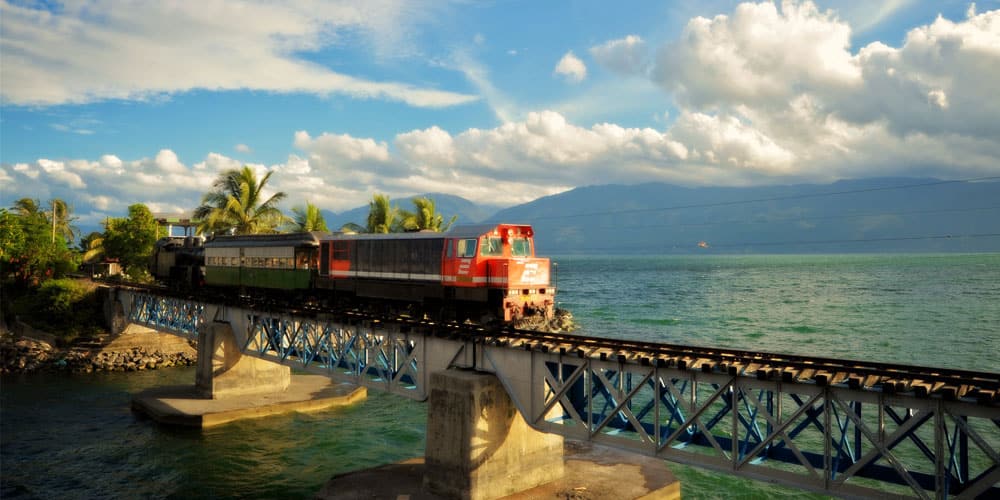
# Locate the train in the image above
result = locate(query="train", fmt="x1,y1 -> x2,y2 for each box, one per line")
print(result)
151,223 -> 556,323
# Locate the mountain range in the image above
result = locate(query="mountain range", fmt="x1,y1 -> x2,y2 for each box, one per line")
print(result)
322,177 -> 1000,254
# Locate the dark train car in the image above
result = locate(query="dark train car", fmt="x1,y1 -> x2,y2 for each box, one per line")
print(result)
151,236 -> 205,288
316,224 -> 554,321
203,232 -> 322,290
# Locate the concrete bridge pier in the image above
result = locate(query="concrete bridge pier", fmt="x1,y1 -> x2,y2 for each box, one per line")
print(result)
196,322 -> 290,398
423,369 -> 565,500
131,320 -> 365,427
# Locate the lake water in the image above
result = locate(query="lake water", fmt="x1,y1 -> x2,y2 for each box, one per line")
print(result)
2,253 -> 998,498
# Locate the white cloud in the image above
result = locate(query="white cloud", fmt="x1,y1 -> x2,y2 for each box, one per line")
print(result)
235,144 -> 252,154
639,1 -> 1000,181
668,112 -> 794,173
396,126 -> 456,167
0,0 -> 477,108
590,35 -> 648,75
293,131 -> 391,163
653,1 -> 859,110
554,51 -> 588,83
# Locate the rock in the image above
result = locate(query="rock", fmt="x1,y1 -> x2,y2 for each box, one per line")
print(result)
0,332 -> 200,375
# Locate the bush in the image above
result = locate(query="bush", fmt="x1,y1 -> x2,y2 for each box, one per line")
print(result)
9,278 -> 104,344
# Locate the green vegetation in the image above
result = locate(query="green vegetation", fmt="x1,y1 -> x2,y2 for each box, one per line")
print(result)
365,193 -> 399,233
6,279 -> 104,343
194,165 -> 288,235
1,198 -> 79,286
101,203 -> 159,281
286,201 -> 329,232
344,193 -> 457,234
399,196 -> 457,232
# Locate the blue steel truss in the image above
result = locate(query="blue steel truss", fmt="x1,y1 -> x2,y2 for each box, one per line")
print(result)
127,292 -> 205,337
486,352 -> 1000,499
242,313 -> 422,398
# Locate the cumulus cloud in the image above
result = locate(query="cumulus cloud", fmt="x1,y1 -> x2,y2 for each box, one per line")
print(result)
554,51 -> 588,83
590,35 -> 648,75
0,0 -> 477,108
2,150 -> 223,227
235,144 -> 252,154
640,1 -> 1000,180
653,1 -> 858,110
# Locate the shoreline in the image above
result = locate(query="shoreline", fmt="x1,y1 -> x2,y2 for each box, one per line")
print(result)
1,321 -> 196,375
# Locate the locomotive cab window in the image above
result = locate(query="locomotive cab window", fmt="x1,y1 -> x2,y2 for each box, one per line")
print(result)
457,238 -> 477,258
481,237 -> 502,256
511,237 -> 531,257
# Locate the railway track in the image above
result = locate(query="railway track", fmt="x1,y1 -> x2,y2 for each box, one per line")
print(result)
103,280 -> 1000,406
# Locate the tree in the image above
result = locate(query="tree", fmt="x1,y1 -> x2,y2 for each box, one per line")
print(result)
80,231 -> 105,264
399,196 -> 457,232
194,165 -> 287,235
1,205 -> 77,285
286,202 -> 329,233
48,198 -> 78,244
102,204 -> 158,280
13,198 -> 40,217
364,193 -> 399,234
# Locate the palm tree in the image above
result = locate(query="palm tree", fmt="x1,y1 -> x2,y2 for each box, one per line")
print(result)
12,198 -> 41,217
194,166 -> 287,235
287,202 -> 329,232
81,231 -> 105,264
364,193 -> 399,234
49,198 -> 77,244
399,197 -> 457,232
11,197 -> 76,243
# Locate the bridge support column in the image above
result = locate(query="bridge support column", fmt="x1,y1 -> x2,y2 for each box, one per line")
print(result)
424,369 -> 564,500
196,322 -> 290,398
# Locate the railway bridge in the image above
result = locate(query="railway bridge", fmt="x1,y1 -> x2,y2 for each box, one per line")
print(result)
105,285 -> 999,499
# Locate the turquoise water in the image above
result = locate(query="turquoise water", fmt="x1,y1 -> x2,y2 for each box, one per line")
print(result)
2,254 -> 998,498
555,253 -> 1000,371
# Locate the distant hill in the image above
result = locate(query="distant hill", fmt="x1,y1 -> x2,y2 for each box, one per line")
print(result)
488,178 -> 1000,254
322,192 -> 503,231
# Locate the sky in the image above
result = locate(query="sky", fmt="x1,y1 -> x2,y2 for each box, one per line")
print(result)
2,0 -> 1000,231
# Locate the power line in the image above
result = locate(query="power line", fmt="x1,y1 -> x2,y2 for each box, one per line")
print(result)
566,232 -> 1000,253
705,232 -> 1000,249
526,176 -> 1000,222
591,205 -> 1000,231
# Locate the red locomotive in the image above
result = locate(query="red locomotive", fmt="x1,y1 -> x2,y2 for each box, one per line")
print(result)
315,223 -> 555,322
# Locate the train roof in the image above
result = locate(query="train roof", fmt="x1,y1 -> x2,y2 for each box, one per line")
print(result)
322,223 -> 533,242
204,232 -> 324,248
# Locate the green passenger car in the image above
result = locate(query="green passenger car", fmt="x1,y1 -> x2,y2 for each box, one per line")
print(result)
203,232 -> 322,291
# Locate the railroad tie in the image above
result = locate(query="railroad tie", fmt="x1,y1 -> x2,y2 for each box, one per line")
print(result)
814,370 -> 833,386
697,358 -> 715,373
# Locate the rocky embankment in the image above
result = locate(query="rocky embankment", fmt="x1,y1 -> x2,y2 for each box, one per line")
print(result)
514,308 -> 577,333
1,334 -> 196,375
